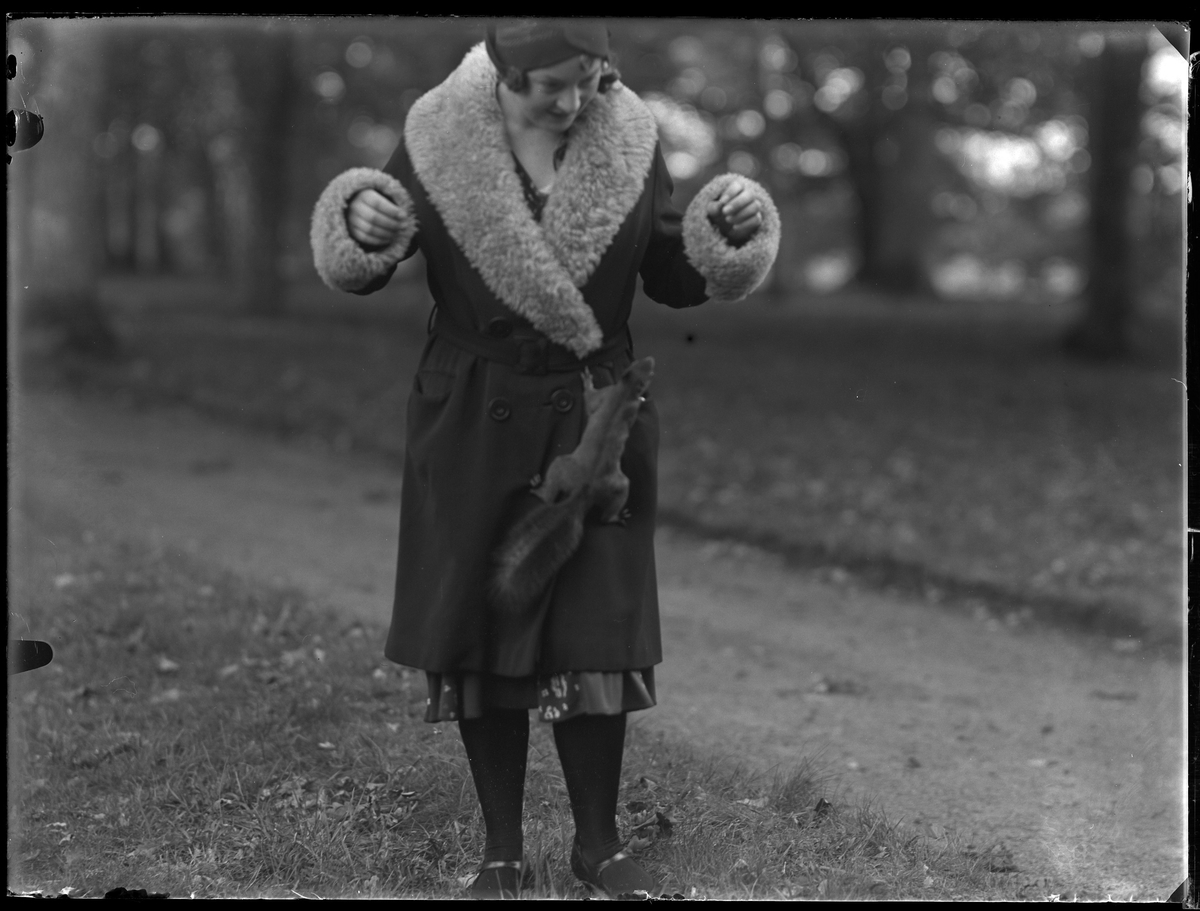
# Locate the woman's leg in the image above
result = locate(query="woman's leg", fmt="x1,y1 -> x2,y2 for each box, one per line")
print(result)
552,712 -> 627,865
554,712 -> 659,896
459,707 -> 530,864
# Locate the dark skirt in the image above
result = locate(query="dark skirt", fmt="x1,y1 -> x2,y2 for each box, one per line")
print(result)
424,668 -> 656,723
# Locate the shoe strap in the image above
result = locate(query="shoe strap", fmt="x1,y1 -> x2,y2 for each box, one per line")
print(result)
478,859 -> 523,872
594,850 -> 631,876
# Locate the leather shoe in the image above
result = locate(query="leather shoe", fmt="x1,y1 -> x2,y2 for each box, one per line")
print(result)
468,859 -> 526,900
570,839 -> 660,899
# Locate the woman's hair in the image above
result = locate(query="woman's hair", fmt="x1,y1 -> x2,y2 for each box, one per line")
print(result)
498,55 -> 621,95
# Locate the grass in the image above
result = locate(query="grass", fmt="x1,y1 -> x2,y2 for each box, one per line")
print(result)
13,277 -> 1164,899
8,530 -> 1031,900
21,276 -> 1185,650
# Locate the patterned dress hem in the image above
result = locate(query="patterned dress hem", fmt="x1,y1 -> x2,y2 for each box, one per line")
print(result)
423,668 -> 656,723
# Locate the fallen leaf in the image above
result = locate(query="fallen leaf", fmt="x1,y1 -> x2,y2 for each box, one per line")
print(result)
924,822 -> 948,840
317,742 -> 336,751
737,797 -> 769,808
156,656 -> 180,674
628,834 -> 654,852
810,674 -> 865,696
1088,690 -> 1138,701
631,808 -> 659,828
280,648 -> 308,668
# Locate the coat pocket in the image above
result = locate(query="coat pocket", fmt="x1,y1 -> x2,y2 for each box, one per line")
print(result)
413,369 -> 455,401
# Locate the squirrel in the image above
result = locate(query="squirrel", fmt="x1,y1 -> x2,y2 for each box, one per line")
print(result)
490,356 -> 655,616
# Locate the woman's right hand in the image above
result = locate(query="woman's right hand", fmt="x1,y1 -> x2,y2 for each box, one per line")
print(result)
347,188 -> 405,248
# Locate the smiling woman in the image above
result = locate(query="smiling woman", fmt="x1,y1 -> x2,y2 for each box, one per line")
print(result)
497,54 -> 604,194
310,18 -> 780,899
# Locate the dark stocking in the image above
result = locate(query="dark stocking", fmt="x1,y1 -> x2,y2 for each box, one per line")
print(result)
553,712 -> 627,866
459,708 -> 529,864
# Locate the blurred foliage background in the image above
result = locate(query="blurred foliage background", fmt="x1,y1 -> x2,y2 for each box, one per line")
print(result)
6,17 -> 1188,643
6,17 -> 1187,358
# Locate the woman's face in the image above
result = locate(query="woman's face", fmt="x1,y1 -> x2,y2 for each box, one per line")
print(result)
509,55 -> 604,133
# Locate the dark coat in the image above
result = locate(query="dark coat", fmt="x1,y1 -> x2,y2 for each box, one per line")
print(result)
310,44 -> 780,678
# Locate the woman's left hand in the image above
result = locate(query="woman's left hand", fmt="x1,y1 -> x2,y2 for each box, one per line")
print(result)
708,178 -> 763,244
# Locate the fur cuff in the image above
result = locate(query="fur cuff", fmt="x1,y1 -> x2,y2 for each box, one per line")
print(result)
682,173 -> 781,302
310,167 -> 417,292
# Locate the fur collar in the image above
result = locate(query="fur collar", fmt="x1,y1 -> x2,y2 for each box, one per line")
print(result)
404,44 -> 659,357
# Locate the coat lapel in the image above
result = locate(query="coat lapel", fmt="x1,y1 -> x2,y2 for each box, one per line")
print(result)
404,44 -> 659,357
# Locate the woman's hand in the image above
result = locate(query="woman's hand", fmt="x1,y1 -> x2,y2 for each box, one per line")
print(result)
347,188 -> 405,248
707,178 -> 763,245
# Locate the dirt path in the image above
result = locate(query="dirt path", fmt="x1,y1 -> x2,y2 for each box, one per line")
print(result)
11,390 -> 1187,900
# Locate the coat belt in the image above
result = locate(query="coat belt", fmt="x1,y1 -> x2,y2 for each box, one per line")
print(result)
430,308 -> 632,375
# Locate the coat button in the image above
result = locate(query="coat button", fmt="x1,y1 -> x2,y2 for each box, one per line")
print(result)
550,388 -> 574,413
488,397 -> 512,421
486,317 -> 513,339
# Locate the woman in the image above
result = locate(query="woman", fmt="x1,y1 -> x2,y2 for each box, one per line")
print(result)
311,20 -> 779,898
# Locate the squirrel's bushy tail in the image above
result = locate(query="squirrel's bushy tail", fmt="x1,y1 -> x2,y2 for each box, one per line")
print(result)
490,492 -> 588,615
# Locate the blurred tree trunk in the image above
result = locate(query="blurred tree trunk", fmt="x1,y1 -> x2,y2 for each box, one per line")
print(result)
232,24 -> 295,316
807,29 -> 940,296
842,111 -> 938,295
1063,34 -> 1147,358
18,21 -> 120,358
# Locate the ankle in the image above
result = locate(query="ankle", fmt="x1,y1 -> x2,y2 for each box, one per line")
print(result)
482,841 -> 524,866
575,833 -> 623,868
